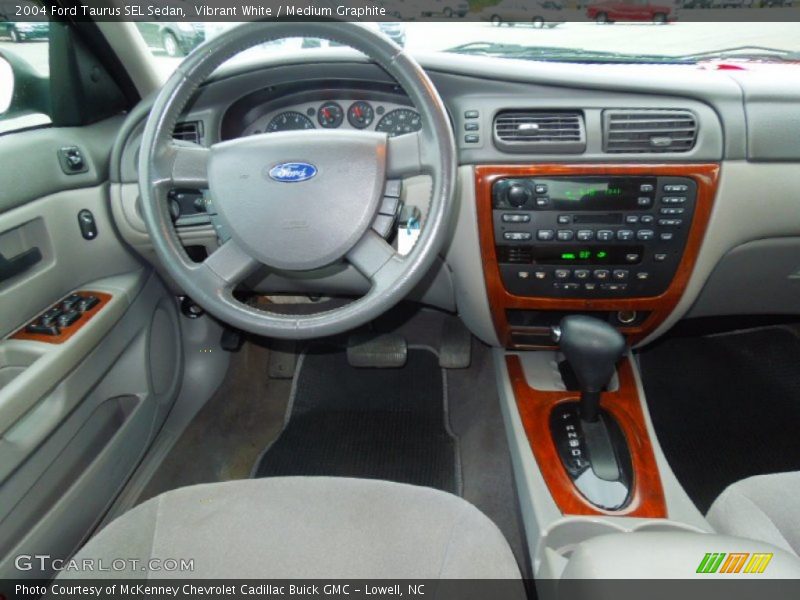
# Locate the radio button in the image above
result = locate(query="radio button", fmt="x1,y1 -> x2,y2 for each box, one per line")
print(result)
576,230 -> 595,241
555,269 -> 571,280
574,269 -> 591,280
537,229 -> 555,241
660,207 -> 685,215
658,219 -> 683,227
557,230 -> 575,241
502,213 -> 531,223
637,197 -> 653,207
613,269 -> 629,281
503,232 -> 532,241
654,253 -> 668,262
637,229 -> 655,241
625,215 -> 640,224
597,230 -> 614,241
535,197 -> 551,208
616,229 -> 635,241
664,184 -> 688,192
506,184 -> 532,208
593,269 -> 611,281
660,232 -> 674,241
640,183 -> 654,193
557,215 -> 571,225
640,215 -> 655,225
534,184 -> 548,195
662,196 -> 687,204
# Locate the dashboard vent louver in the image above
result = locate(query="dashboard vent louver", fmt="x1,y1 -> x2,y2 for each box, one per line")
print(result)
493,110 -> 586,154
603,110 -> 697,153
173,121 -> 203,144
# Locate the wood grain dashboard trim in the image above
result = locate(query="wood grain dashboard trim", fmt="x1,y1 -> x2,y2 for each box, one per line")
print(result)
476,164 -> 720,346
11,291 -> 112,344
507,354 -> 667,518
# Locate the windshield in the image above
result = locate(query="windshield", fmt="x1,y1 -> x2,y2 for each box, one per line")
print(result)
138,19 -> 800,77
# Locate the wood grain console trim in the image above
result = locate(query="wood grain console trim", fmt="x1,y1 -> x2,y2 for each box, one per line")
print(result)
507,354 -> 667,518
11,291 -> 112,344
476,164 -> 720,346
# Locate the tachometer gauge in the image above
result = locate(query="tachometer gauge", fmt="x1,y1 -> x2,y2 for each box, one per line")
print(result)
266,111 -> 315,132
347,101 -> 374,129
375,108 -> 422,137
317,101 -> 344,128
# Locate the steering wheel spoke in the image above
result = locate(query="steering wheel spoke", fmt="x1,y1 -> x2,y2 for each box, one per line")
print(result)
195,239 -> 260,288
163,141 -> 210,188
346,229 -> 403,290
386,130 -> 437,179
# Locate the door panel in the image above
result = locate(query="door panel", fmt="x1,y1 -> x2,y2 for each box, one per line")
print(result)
0,115 -> 183,578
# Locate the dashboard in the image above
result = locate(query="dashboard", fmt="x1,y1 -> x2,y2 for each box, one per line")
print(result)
109,52 -> 800,349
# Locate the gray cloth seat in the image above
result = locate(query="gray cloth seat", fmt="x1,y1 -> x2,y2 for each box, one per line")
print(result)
63,477 -> 522,579
707,472 -> 800,556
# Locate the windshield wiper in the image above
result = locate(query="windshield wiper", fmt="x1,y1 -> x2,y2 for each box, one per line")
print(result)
447,42 -> 693,64
678,45 -> 800,62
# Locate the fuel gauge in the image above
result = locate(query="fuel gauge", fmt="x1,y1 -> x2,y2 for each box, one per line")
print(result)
317,102 -> 344,128
347,101 -> 374,129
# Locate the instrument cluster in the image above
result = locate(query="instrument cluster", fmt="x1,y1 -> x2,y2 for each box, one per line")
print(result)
242,99 -> 422,138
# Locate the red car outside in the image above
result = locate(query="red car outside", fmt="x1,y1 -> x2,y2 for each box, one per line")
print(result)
587,0 -> 675,23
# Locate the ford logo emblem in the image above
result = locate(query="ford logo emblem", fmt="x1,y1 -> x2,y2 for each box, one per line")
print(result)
268,162 -> 317,183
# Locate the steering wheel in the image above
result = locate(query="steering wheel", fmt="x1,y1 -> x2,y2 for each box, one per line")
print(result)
138,22 -> 456,339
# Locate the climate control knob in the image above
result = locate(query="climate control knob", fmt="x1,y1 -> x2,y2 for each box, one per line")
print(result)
506,184 -> 532,208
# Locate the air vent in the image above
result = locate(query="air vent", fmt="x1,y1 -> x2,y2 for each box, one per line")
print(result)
493,111 -> 586,154
603,110 -> 697,153
173,121 -> 203,144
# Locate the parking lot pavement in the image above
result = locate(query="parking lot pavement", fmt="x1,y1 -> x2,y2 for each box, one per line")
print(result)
2,20 -> 800,84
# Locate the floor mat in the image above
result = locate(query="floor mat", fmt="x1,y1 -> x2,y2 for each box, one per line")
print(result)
639,326 -> 800,513
253,346 -> 461,494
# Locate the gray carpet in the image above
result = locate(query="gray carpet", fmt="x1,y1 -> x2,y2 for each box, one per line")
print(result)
137,340 -> 291,503
136,307 -> 529,575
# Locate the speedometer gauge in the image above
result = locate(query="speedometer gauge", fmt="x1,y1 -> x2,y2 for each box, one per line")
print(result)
266,111 -> 315,132
375,109 -> 422,137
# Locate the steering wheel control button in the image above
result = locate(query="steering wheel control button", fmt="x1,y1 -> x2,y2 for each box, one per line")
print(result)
379,196 -> 400,216
384,179 -> 402,198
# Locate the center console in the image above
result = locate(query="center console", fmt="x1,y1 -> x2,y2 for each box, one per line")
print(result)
476,164 -> 720,346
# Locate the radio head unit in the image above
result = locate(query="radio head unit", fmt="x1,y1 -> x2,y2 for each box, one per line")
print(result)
492,175 -> 697,299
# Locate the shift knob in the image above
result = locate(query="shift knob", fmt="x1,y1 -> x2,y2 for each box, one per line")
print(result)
552,315 -> 626,422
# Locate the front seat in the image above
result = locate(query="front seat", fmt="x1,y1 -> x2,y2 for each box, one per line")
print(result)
707,472 -> 800,556
60,477 -> 522,579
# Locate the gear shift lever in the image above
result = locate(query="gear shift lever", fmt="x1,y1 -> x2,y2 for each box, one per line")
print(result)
552,315 -> 626,422
550,315 -> 633,510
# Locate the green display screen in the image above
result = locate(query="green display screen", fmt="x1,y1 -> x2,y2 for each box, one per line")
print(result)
560,250 -> 609,261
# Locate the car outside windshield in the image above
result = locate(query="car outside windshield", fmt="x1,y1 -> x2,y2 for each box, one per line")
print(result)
136,19 -> 800,78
